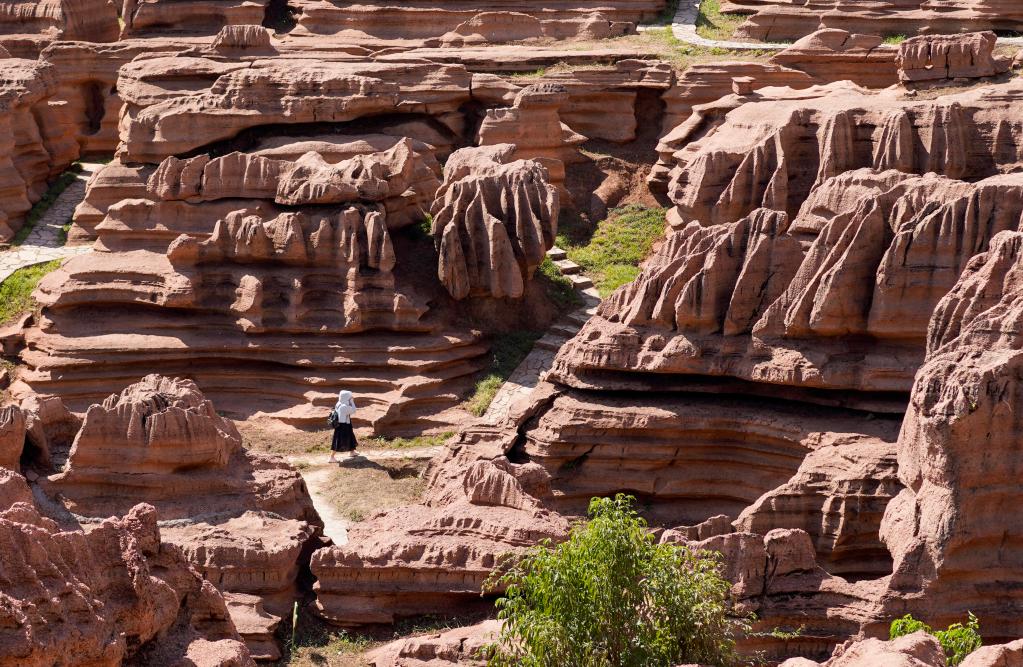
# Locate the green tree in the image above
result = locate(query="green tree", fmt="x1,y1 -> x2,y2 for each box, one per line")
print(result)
890,613 -> 982,666
483,494 -> 745,667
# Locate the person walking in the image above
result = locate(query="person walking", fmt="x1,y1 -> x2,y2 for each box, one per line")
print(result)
329,390 -> 359,462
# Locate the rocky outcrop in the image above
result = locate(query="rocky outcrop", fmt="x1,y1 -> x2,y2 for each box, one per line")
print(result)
0,0 -> 119,57
724,0 -> 1023,43
116,55 -> 473,164
311,402 -> 570,626
477,82 -> 585,194
779,631 -> 945,667
0,58 -> 80,242
877,229 -> 1023,639
0,406 -> 25,470
0,468 -> 253,666
34,376 -> 320,660
120,0 -> 269,37
365,620 -> 499,667
771,29 -> 899,89
431,145 -> 558,300
897,31 -> 1011,83
288,2 -> 664,42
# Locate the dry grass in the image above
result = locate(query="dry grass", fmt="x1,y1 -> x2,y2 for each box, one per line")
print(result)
236,419 -> 451,458
322,460 -> 426,523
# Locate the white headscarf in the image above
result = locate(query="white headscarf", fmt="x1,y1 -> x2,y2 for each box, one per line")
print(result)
334,390 -> 356,422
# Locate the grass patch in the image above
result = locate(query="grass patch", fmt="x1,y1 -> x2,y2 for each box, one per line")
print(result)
236,419 -> 331,456
695,0 -> 747,41
464,330 -> 543,417
536,257 -> 583,311
12,165 -> 82,246
278,607 -> 378,667
322,462 -> 426,523
361,431 -> 454,450
883,34 -> 909,45
0,260 -> 61,326
557,205 -> 667,297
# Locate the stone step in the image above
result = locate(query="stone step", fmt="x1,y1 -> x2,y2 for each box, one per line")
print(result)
568,274 -> 593,290
550,323 -> 579,338
566,310 -> 591,326
553,258 -> 581,275
536,334 -> 567,352
546,246 -> 567,261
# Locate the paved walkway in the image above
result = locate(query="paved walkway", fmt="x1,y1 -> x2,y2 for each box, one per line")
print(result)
0,163 -> 101,284
666,0 -> 788,51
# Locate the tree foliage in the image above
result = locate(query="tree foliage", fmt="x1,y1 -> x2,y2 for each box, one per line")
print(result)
890,613 -> 982,666
482,494 -> 745,667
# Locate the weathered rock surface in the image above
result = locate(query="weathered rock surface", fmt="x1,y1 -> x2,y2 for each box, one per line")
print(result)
0,58 -> 79,242
365,620 -> 499,667
0,0 -> 119,57
287,2 -> 663,42
431,145 -> 558,300
724,0 -> 1023,43
32,376 -> 321,660
897,31 -> 1010,83
0,469 -> 254,666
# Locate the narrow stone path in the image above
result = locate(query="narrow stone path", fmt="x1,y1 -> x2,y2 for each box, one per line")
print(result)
481,248 -> 601,425
667,0 -> 788,50
0,163 -> 102,284
288,447 -> 442,546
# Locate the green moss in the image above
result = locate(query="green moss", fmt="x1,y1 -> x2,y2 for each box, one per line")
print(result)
464,331 -> 543,417
695,0 -> 747,41
12,165 -> 82,246
0,260 -> 61,326
557,205 -> 667,297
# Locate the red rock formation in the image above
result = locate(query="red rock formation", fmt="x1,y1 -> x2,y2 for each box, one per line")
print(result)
0,468 -> 253,666
0,58 -> 80,242
477,82 -> 585,194
0,0 -> 119,57
120,0 -> 269,37
288,1 -> 664,42
0,406 -> 24,470
32,375 -> 321,660
779,631 -> 945,667
771,29 -> 899,88
897,31 -> 1011,82
431,145 -> 558,300
877,229 -> 1023,640
724,0 -> 1023,43
365,620 -> 499,667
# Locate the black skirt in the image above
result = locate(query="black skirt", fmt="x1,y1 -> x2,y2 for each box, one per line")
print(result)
331,422 -> 358,452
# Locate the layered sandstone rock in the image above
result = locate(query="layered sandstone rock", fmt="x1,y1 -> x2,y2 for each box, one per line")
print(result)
724,0 -> 1023,43
34,375 -> 320,660
779,631 -> 945,667
0,58 -> 80,242
365,620 -> 499,667
878,229 -> 1023,639
312,401 -> 570,626
0,468 -> 253,666
288,1 -> 663,42
0,0 -> 119,57
771,29 -> 899,88
431,145 -> 558,300
120,0 -> 270,37
477,82 -> 585,193
897,31 -> 1010,82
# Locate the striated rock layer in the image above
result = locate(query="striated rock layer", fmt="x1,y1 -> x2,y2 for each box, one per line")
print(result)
723,0 -> 1023,43
0,467 -> 254,666
27,376 -> 322,661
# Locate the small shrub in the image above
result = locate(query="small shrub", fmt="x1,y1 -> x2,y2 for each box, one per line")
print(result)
483,494 -> 746,667
883,34 -> 909,45
0,260 -> 61,325
890,613 -> 982,666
